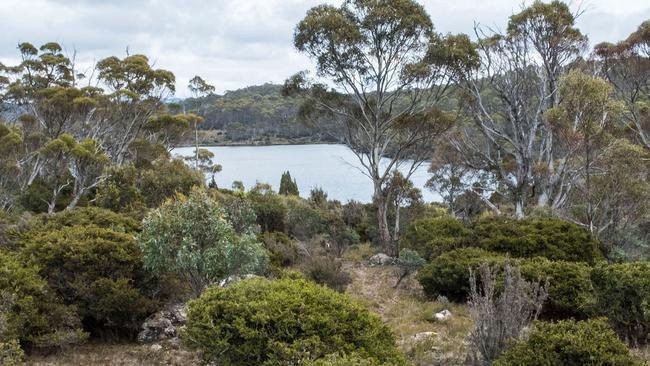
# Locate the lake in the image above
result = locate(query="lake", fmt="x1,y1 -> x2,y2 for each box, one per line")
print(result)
172,144 -> 441,203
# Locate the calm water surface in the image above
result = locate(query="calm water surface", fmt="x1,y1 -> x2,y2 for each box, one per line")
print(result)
173,144 -> 441,203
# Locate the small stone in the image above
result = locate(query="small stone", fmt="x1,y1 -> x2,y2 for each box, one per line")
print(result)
150,344 -> 163,352
435,309 -> 452,321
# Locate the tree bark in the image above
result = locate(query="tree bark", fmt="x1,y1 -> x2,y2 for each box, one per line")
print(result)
375,187 -> 394,257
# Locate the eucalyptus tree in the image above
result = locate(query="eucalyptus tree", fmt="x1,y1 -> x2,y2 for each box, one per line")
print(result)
595,20 -> 650,149
447,1 -> 587,218
187,76 -> 215,170
286,0 -> 476,256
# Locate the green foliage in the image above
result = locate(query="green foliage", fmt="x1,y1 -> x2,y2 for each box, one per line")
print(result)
0,339 -> 24,366
401,215 -> 471,260
397,248 -> 426,272
470,216 -> 603,263
519,258 -> 594,320
139,158 -> 205,208
248,183 -> 287,232
30,206 -> 140,233
590,262 -> 650,345
20,224 -> 156,337
95,164 -> 146,213
0,251 -> 87,349
279,171 -> 299,196
138,189 -> 268,297
493,319 -> 642,366
418,248 -> 505,301
260,231 -> 301,268
286,196 -> 325,240
182,278 -> 405,365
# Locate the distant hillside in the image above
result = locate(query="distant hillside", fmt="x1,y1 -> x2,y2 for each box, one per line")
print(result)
180,83 -> 341,145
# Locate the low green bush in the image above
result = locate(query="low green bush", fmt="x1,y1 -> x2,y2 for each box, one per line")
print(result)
286,196 -> 325,240
0,339 -> 24,366
493,319 -> 642,366
248,184 -> 287,233
261,231 -> 301,268
470,217 -> 603,263
519,258 -> 594,320
591,262 -> 650,345
401,216 -> 471,260
417,248 -> 506,301
20,225 -> 158,337
306,353 -> 390,366
0,251 -> 87,350
182,278 -> 405,365
29,206 -> 140,233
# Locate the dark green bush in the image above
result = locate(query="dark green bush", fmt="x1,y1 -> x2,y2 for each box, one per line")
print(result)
286,196 -> 325,240
418,248 -> 506,301
20,225 -> 158,337
248,184 -> 287,233
306,353 -> 390,366
0,251 -> 87,350
493,319 -> 642,366
261,231 -> 301,268
95,164 -> 146,213
29,206 -> 140,233
591,262 -> 650,345
139,158 -> 205,208
401,215 -> 471,260
519,258 -> 594,320
470,216 -> 603,263
183,278 -> 405,365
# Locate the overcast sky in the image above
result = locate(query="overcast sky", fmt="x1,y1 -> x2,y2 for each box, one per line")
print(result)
0,0 -> 648,97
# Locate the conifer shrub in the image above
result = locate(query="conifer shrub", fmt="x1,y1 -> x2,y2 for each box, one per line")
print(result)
401,215 -> 471,260
470,216 -> 603,263
493,319 -> 642,366
306,353 -> 390,366
29,206 -> 140,233
182,278 -> 405,365
260,231 -> 301,268
418,248 -> 506,301
519,258 -> 594,320
590,262 -> 650,345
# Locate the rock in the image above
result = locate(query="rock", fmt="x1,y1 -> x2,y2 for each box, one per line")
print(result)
150,344 -> 163,352
435,309 -> 452,321
219,274 -> 260,287
412,331 -> 437,342
138,303 -> 187,343
368,253 -> 394,266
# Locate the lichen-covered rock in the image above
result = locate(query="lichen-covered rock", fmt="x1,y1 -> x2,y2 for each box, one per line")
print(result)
137,304 -> 187,343
435,309 -> 452,321
368,253 -> 394,266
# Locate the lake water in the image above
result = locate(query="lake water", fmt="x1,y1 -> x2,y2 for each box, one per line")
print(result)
173,144 -> 441,203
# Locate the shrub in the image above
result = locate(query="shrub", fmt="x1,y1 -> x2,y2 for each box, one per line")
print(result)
248,183 -> 287,233
468,263 -> 548,364
0,339 -> 24,366
182,278 -> 405,365
20,225 -> 157,337
493,319 -> 642,366
0,251 -> 87,349
301,255 -> 352,292
138,189 -> 268,297
286,196 -> 325,240
261,231 -> 301,268
418,248 -> 506,301
139,158 -> 205,208
95,164 -> 145,213
470,217 -> 603,263
29,206 -> 140,233
590,262 -> 650,345
519,258 -> 594,320
402,216 -> 471,260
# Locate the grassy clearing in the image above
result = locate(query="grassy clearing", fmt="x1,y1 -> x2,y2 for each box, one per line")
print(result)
344,262 -> 473,365
25,342 -> 199,366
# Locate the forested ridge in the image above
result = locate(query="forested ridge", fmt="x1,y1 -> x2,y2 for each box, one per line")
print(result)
2,0 -> 650,365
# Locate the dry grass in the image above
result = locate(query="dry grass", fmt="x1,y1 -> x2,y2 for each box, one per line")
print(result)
25,342 -> 200,366
344,261 -> 473,365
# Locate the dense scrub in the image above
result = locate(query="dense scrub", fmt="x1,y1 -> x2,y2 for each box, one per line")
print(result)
182,278 -> 405,365
494,319 -> 642,366
401,216 -> 471,260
